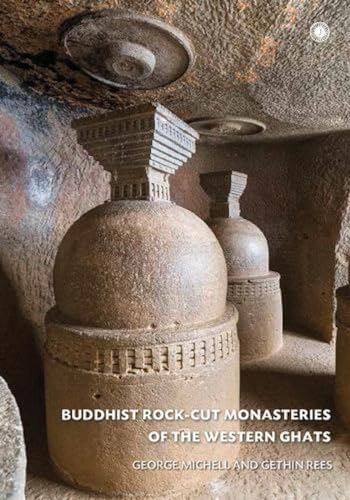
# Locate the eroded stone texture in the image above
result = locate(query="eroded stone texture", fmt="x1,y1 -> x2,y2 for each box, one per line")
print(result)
200,170 -> 282,361
0,376 -> 26,500
0,1 -> 349,140
44,104 -> 240,496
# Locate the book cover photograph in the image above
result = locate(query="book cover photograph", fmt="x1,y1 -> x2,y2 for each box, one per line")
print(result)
0,2 -> 348,499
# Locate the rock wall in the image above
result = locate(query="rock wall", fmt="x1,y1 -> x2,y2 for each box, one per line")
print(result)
289,134 -> 350,342
0,71 -> 110,407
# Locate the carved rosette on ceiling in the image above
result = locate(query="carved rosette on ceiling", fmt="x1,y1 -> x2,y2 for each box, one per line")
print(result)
188,116 -> 266,143
61,10 -> 195,90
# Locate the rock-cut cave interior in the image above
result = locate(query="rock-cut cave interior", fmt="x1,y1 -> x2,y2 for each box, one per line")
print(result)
1,1 -> 350,499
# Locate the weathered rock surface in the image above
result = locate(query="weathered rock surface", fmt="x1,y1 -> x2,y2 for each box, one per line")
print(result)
0,1 -> 349,140
0,376 -> 26,500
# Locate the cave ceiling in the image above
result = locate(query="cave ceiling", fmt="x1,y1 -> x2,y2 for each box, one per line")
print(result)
0,0 -> 349,142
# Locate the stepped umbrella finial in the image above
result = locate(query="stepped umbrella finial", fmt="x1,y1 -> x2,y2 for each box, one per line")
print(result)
200,170 -> 247,218
73,103 -> 199,202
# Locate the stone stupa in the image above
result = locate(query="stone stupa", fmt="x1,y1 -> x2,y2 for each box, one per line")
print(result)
200,170 -> 283,362
44,103 -> 240,497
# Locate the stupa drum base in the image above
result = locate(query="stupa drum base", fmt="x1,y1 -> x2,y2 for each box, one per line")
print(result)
45,306 -> 240,496
228,272 -> 283,362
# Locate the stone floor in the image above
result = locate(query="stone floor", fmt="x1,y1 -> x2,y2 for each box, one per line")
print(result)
25,330 -> 350,500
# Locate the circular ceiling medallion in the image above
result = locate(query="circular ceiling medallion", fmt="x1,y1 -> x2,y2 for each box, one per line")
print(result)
60,10 -> 195,90
187,117 -> 266,141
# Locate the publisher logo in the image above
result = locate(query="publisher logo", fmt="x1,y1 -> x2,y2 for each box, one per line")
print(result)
310,22 -> 330,43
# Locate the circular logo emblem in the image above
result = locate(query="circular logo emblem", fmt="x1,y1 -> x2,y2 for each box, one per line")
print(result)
310,22 -> 330,43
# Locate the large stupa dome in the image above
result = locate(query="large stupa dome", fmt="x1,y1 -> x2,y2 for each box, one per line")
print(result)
54,200 -> 227,330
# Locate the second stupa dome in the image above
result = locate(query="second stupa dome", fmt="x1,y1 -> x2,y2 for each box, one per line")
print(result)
209,217 -> 269,278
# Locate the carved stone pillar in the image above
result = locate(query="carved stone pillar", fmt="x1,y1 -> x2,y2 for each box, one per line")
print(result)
335,285 -> 350,428
200,170 -> 283,362
44,104 -> 240,497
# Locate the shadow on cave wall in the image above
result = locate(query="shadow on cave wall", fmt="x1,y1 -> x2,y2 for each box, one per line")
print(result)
0,78 -> 110,436
0,114 -> 45,427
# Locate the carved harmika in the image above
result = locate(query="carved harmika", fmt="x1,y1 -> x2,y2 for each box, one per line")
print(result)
200,170 -> 247,218
73,103 -> 199,202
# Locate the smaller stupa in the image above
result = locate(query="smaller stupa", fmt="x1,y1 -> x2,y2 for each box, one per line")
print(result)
200,170 -> 283,361
335,285 -> 350,428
